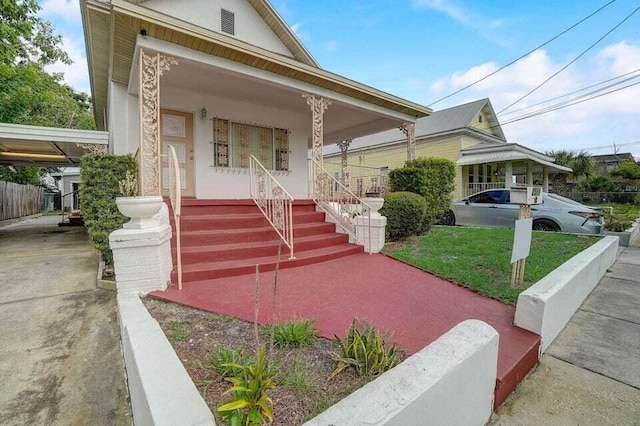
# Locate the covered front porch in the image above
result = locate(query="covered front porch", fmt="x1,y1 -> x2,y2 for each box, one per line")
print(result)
457,143 -> 572,198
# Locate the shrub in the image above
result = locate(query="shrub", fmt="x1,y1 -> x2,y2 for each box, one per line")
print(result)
380,191 -> 426,241
328,319 -> 401,380
605,219 -> 633,232
577,176 -> 617,192
208,347 -> 249,378
388,157 -> 456,229
269,318 -> 318,349
80,154 -> 137,264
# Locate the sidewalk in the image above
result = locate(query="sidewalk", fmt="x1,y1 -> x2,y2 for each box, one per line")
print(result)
0,216 -> 129,425
491,237 -> 640,425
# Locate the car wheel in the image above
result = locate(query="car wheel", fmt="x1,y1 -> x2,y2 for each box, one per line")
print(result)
437,209 -> 456,226
532,219 -> 560,232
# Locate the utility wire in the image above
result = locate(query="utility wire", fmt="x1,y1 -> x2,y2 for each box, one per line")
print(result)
427,0 -> 618,107
497,5 -> 640,115
498,68 -> 640,117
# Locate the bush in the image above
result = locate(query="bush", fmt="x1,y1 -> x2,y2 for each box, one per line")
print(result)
328,319 -> 401,380
388,157 -> 456,229
380,191 -> 426,241
80,154 -> 137,264
577,176 -> 617,192
269,318 -> 318,348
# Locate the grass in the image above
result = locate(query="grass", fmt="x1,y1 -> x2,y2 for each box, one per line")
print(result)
165,320 -> 190,341
383,227 -> 600,305
267,318 -> 318,348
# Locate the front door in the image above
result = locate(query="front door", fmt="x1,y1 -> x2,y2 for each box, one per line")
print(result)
160,109 -> 195,197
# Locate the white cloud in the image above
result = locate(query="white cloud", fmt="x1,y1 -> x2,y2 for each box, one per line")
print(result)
45,35 -> 90,94
290,23 -> 301,34
427,41 -> 640,157
323,40 -> 339,52
412,0 -> 469,24
40,0 -> 81,24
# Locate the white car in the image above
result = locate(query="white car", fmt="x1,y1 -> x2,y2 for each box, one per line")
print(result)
439,189 -> 604,234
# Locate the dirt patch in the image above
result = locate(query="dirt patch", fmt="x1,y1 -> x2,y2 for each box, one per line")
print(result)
143,297 -> 395,425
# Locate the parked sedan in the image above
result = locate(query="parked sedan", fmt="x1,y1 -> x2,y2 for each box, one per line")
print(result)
439,189 -> 604,234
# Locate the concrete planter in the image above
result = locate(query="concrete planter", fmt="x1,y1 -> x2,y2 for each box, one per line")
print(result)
116,196 -> 163,229
603,221 -> 639,247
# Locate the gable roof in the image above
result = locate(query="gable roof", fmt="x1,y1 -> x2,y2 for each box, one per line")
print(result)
324,98 -> 505,156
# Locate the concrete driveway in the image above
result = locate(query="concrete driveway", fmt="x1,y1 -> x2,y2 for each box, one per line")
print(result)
0,216 -> 129,425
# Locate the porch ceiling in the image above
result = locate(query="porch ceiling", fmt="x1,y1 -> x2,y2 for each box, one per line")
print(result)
0,123 -> 108,167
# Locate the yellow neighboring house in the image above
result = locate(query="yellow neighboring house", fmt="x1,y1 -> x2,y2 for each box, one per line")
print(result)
323,98 -> 571,199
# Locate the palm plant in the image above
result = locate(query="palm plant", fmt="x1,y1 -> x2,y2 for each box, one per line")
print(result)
546,149 -> 595,195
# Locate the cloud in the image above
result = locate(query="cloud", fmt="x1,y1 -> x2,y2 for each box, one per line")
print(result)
323,40 -> 339,52
290,23 -> 301,34
427,41 -> 640,156
412,0 -> 469,23
40,0 -> 81,24
45,35 -> 90,94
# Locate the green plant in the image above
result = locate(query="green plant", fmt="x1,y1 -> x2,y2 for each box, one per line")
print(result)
80,154 -> 137,264
604,218 -> 633,232
269,318 -> 318,349
217,345 -> 277,426
279,357 -> 316,393
577,176 -> 617,192
380,191 -> 427,240
165,320 -> 190,341
118,170 -> 139,196
328,319 -> 401,380
208,347 -> 249,378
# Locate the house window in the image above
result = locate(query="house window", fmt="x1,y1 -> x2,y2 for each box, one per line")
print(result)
221,9 -> 235,35
478,115 -> 483,123
468,166 -> 475,183
213,118 -> 289,171
486,164 -> 492,183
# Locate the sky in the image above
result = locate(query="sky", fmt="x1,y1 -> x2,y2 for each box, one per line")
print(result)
40,0 -> 640,158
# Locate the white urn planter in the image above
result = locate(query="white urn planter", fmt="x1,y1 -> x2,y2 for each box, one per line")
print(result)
361,197 -> 385,218
116,195 -> 164,229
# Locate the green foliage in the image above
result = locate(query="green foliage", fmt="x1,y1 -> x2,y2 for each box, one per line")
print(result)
577,176 -> 617,192
208,347 -> 249,378
380,191 -> 427,241
217,345 -> 277,426
0,0 -> 70,66
269,318 -> 318,349
0,165 -> 48,186
279,357 -> 315,393
388,157 -> 456,229
610,160 -> 640,180
80,154 -> 137,264
547,149 -> 595,178
329,319 -> 401,380
166,320 -> 190,341
604,218 -> 633,232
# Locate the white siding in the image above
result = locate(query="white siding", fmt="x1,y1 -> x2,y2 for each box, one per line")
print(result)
108,82 -> 139,155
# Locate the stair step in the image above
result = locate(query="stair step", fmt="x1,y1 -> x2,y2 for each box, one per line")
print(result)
173,233 -> 349,263
176,211 -> 325,231
172,243 -> 364,281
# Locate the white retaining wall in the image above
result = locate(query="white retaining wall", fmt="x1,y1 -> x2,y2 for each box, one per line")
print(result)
303,320 -> 499,426
514,235 -> 618,353
117,294 -> 215,426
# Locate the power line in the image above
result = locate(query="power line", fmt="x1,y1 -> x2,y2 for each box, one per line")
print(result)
427,0 -> 618,107
497,4 -> 640,115
498,68 -> 640,117
579,141 -> 640,151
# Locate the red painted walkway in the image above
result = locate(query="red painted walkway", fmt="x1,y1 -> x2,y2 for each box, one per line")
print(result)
152,252 -> 539,408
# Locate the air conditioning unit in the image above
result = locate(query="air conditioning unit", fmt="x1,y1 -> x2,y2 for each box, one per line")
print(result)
510,185 -> 542,205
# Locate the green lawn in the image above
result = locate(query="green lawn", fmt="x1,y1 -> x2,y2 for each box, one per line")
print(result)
382,227 -> 600,305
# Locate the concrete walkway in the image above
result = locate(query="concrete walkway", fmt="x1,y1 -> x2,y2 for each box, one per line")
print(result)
491,238 -> 640,425
0,216 -> 129,425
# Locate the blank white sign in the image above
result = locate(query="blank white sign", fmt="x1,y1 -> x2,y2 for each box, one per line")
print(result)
511,218 -> 533,263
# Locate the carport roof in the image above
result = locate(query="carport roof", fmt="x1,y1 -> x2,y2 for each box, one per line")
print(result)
0,123 -> 108,167
457,143 -> 572,173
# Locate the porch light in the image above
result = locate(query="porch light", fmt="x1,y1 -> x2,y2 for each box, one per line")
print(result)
0,152 -> 66,160
201,106 -> 207,122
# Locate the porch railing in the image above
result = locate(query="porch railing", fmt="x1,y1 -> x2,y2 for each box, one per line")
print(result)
464,182 -> 503,197
249,155 -> 295,259
167,145 -> 183,290
322,162 -> 389,197
309,159 -> 372,253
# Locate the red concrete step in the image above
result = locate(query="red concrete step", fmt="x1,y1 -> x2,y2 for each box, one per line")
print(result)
168,199 -> 317,216
174,233 -> 350,264
172,243 -> 363,281
179,213 -> 268,231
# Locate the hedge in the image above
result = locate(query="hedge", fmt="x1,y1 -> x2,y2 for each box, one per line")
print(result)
80,154 -> 137,264
389,157 -> 456,228
380,191 -> 427,241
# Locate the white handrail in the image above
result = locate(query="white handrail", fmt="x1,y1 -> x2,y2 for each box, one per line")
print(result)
168,145 -> 183,290
249,155 -> 295,259
309,158 -> 372,254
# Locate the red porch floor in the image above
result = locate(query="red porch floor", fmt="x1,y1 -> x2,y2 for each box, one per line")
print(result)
151,252 -> 539,408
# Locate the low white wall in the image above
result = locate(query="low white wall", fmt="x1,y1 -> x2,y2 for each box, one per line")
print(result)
303,320 -> 499,426
117,294 -> 215,426
604,221 -> 639,247
514,236 -> 618,353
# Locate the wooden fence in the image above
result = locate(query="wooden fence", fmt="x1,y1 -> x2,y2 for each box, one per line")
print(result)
0,181 -> 45,221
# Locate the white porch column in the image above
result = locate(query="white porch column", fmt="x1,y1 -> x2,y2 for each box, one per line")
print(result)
400,123 -> 416,161
336,139 -> 351,189
527,162 -> 533,185
543,166 -> 549,192
138,49 -> 179,196
505,161 -> 513,189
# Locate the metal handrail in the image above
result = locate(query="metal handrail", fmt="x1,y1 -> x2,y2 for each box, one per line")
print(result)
249,155 -> 295,259
167,145 -> 183,290
309,158 -> 372,253
59,189 -> 80,223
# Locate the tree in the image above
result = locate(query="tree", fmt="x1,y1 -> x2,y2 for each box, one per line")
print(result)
546,149 -> 595,195
610,160 -> 640,180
